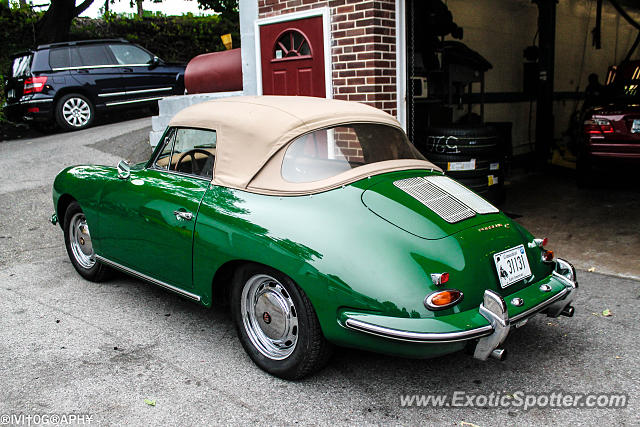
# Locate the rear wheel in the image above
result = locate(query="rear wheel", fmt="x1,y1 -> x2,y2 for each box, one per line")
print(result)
231,264 -> 332,380
55,94 -> 95,131
63,201 -> 111,281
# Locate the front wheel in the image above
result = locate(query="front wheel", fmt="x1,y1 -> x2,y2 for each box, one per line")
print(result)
231,264 -> 332,380
55,93 -> 95,130
63,201 -> 111,282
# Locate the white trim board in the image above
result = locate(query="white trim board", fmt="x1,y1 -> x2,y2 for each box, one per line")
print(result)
396,0 -> 407,130
254,7 -> 332,99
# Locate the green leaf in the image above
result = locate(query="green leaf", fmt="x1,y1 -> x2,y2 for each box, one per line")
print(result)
602,309 -> 612,317
144,398 -> 156,406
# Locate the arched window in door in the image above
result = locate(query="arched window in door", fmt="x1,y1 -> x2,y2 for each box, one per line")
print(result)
273,30 -> 312,60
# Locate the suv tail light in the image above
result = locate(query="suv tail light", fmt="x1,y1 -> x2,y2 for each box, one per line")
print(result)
23,76 -> 48,94
584,118 -> 614,134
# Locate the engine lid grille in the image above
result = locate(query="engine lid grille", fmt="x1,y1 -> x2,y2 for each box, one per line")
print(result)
393,176 -> 498,223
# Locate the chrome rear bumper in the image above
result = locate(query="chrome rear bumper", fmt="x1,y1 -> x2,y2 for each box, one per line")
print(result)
343,259 -> 578,360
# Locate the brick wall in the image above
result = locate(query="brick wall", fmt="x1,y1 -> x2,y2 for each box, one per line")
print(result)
258,0 -> 398,117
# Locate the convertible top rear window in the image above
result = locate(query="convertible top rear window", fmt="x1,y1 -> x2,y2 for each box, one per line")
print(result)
281,124 -> 425,183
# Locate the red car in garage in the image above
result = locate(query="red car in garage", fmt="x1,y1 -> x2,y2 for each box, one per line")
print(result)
579,61 -> 640,184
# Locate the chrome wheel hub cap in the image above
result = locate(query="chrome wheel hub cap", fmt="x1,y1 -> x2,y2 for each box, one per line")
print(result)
62,98 -> 91,127
69,213 -> 95,269
241,274 -> 298,360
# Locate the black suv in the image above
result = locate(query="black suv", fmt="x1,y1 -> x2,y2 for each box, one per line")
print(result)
4,38 -> 185,130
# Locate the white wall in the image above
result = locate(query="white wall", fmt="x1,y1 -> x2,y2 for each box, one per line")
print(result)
239,0 -> 259,96
444,0 -> 640,155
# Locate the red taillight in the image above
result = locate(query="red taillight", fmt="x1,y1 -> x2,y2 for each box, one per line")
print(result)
27,107 -> 39,113
23,76 -> 47,94
584,118 -> 614,134
533,237 -> 548,248
430,272 -> 449,285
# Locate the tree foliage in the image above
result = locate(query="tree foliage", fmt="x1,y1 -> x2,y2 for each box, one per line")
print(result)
36,0 -> 238,44
71,14 -> 239,62
36,0 -> 94,44
197,0 -> 238,20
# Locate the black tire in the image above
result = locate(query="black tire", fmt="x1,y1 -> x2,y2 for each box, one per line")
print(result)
63,201 -> 111,282
456,174 -> 505,204
425,153 -> 502,179
420,125 -> 500,156
55,93 -> 95,131
231,263 -> 332,380
457,175 -> 490,192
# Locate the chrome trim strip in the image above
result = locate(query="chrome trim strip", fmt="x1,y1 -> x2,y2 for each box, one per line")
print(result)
20,98 -> 54,104
95,255 -> 201,301
510,286 -> 569,322
344,318 -> 493,343
105,96 -> 163,107
98,91 -> 126,98
126,86 -> 173,95
51,64 -> 149,71
98,87 -> 173,98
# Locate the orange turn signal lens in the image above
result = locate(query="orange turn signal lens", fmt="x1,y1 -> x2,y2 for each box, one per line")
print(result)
432,291 -> 456,305
542,250 -> 554,262
424,289 -> 463,310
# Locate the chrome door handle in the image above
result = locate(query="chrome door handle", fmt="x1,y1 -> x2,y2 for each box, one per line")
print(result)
173,210 -> 193,221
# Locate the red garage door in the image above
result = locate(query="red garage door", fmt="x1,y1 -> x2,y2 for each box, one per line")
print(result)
260,16 -> 326,97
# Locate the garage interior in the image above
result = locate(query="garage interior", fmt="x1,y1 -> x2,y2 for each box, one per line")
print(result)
400,0 -> 640,279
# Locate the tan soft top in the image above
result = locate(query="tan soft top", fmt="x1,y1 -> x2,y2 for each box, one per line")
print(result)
169,96 -> 440,195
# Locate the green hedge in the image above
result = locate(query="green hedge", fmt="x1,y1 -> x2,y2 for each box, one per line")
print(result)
0,7 -> 239,122
70,14 -> 240,63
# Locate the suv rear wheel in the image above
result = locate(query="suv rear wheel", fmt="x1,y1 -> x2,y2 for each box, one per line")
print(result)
56,93 -> 95,130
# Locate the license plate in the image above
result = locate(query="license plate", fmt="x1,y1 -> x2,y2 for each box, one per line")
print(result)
8,89 -> 15,99
632,119 -> 640,133
493,244 -> 532,288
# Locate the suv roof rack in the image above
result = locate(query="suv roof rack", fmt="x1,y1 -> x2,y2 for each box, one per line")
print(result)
37,38 -> 130,50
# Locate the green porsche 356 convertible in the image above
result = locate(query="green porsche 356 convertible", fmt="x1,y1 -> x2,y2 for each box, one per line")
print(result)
52,96 -> 577,379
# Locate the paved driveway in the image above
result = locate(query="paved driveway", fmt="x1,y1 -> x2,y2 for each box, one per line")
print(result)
0,121 -> 638,425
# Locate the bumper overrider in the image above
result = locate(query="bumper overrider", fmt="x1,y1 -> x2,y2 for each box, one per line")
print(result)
342,258 -> 577,361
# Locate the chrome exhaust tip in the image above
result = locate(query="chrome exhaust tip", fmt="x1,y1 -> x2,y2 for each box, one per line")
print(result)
561,305 -> 575,317
491,348 -> 506,361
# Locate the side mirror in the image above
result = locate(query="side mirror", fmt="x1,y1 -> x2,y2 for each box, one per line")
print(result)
149,56 -> 160,69
117,160 -> 130,180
